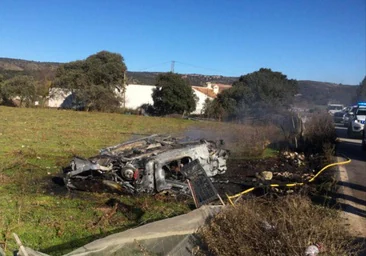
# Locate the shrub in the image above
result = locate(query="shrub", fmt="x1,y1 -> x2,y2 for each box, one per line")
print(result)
198,195 -> 362,256
304,113 -> 337,155
224,124 -> 276,157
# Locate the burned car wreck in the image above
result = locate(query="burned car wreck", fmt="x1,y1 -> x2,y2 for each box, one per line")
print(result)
63,134 -> 229,195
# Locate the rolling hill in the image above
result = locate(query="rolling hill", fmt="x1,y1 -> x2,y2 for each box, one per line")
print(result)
0,57 -> 358,106
296,80 -> 357,106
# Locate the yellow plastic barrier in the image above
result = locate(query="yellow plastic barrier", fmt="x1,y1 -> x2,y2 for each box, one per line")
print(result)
226,154 -> 351,206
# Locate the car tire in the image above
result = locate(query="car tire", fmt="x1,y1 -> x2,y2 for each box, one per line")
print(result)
362,131 -> 366,151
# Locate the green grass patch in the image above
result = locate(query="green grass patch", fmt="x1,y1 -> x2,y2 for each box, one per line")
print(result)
261,147 -> 279,158
0,107 -> 198,255
0,106 -> 280,255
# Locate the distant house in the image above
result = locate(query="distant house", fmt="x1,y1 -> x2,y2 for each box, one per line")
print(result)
191,82 -> 231,115
48,88 -> 73,108
47,82 -> 232,115
125,82 -> 232,115
124,84 -> 155,109
211,83 -> 232,94
47,85 -> 154,110
191,86 -> 216,115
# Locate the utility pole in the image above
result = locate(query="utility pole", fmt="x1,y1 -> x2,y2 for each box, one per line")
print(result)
171,60 -> 175,73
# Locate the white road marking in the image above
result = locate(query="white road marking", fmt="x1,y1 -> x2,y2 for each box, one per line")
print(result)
339,138 -> 362,144
337,157 -> 366,237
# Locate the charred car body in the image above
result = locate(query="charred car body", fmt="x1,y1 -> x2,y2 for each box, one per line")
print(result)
64,135 -> 228,195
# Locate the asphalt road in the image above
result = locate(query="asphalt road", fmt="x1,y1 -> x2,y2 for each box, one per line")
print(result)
335,125 -> 366,240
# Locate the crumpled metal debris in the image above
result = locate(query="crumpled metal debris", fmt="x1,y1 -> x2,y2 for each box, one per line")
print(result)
305,243 -> 325,256
63,134 -> 229,195
305,245 -> 320,255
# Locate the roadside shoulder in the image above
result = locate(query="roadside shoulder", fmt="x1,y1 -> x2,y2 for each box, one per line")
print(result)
336,157 -> 366,238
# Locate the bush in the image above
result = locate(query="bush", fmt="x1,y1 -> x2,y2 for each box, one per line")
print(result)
304,113 -> 337,155
225,124 -> 277,157
198,195 -> 362,256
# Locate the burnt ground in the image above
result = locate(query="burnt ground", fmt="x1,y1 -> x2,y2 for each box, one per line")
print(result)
47,153 -> 328,202
213,154 -> 326,197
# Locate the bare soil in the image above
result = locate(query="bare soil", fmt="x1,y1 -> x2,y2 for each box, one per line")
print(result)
214,154 -> 325,197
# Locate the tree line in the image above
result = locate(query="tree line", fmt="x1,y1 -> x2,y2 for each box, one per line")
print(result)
1,50 -> 365,120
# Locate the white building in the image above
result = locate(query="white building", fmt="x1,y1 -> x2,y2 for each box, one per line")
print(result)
191,82 -> 232,114
48,82 -> 231,115
191,86 -> 216,115
124,84 -> 155,109
48,88 -> 73,108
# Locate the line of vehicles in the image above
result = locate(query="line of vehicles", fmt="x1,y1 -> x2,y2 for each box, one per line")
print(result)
328,103 -> 366,150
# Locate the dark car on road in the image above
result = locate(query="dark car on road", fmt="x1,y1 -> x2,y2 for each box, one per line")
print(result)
333,111 -> 345,124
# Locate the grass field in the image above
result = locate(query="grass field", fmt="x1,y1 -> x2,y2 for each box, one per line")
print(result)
0,106 -> 279,255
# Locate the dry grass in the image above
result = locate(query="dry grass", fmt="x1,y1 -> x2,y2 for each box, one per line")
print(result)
185,122 -> 281,158
198,195 -> 362,256
304,113 -> 337,155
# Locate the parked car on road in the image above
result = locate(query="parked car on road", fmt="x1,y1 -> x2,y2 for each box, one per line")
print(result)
327,103 -> 344,116
347,103 -> 366,138
342,106 -> 357,127
333,111 -> 345,124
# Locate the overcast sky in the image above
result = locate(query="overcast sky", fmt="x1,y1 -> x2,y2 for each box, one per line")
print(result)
0,0 -> 365,84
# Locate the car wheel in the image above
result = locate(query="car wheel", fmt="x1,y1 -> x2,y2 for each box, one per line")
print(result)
362,132 -> 366,151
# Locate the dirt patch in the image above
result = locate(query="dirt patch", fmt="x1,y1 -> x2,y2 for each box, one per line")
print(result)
214,153 -> 325,197
0,173 -> 11,184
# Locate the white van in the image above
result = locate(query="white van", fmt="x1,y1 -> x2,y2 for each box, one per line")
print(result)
327,104 -> 344,116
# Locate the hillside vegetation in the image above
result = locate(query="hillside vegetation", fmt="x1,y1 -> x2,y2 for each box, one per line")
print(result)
0,58 -> 236,86
0,57 -> 358,106
297,80 -> 358,106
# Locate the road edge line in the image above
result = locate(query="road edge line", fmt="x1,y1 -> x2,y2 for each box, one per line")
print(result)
336,156 -> 366,238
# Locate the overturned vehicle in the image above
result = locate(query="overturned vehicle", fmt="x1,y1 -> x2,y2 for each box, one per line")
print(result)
63,134 -> 229,195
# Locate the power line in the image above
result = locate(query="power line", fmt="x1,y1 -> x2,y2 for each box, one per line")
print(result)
137,61 -> 171,72
174,61 -> 224,74
135,60 -> 238,77
175,61 -> 240,77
